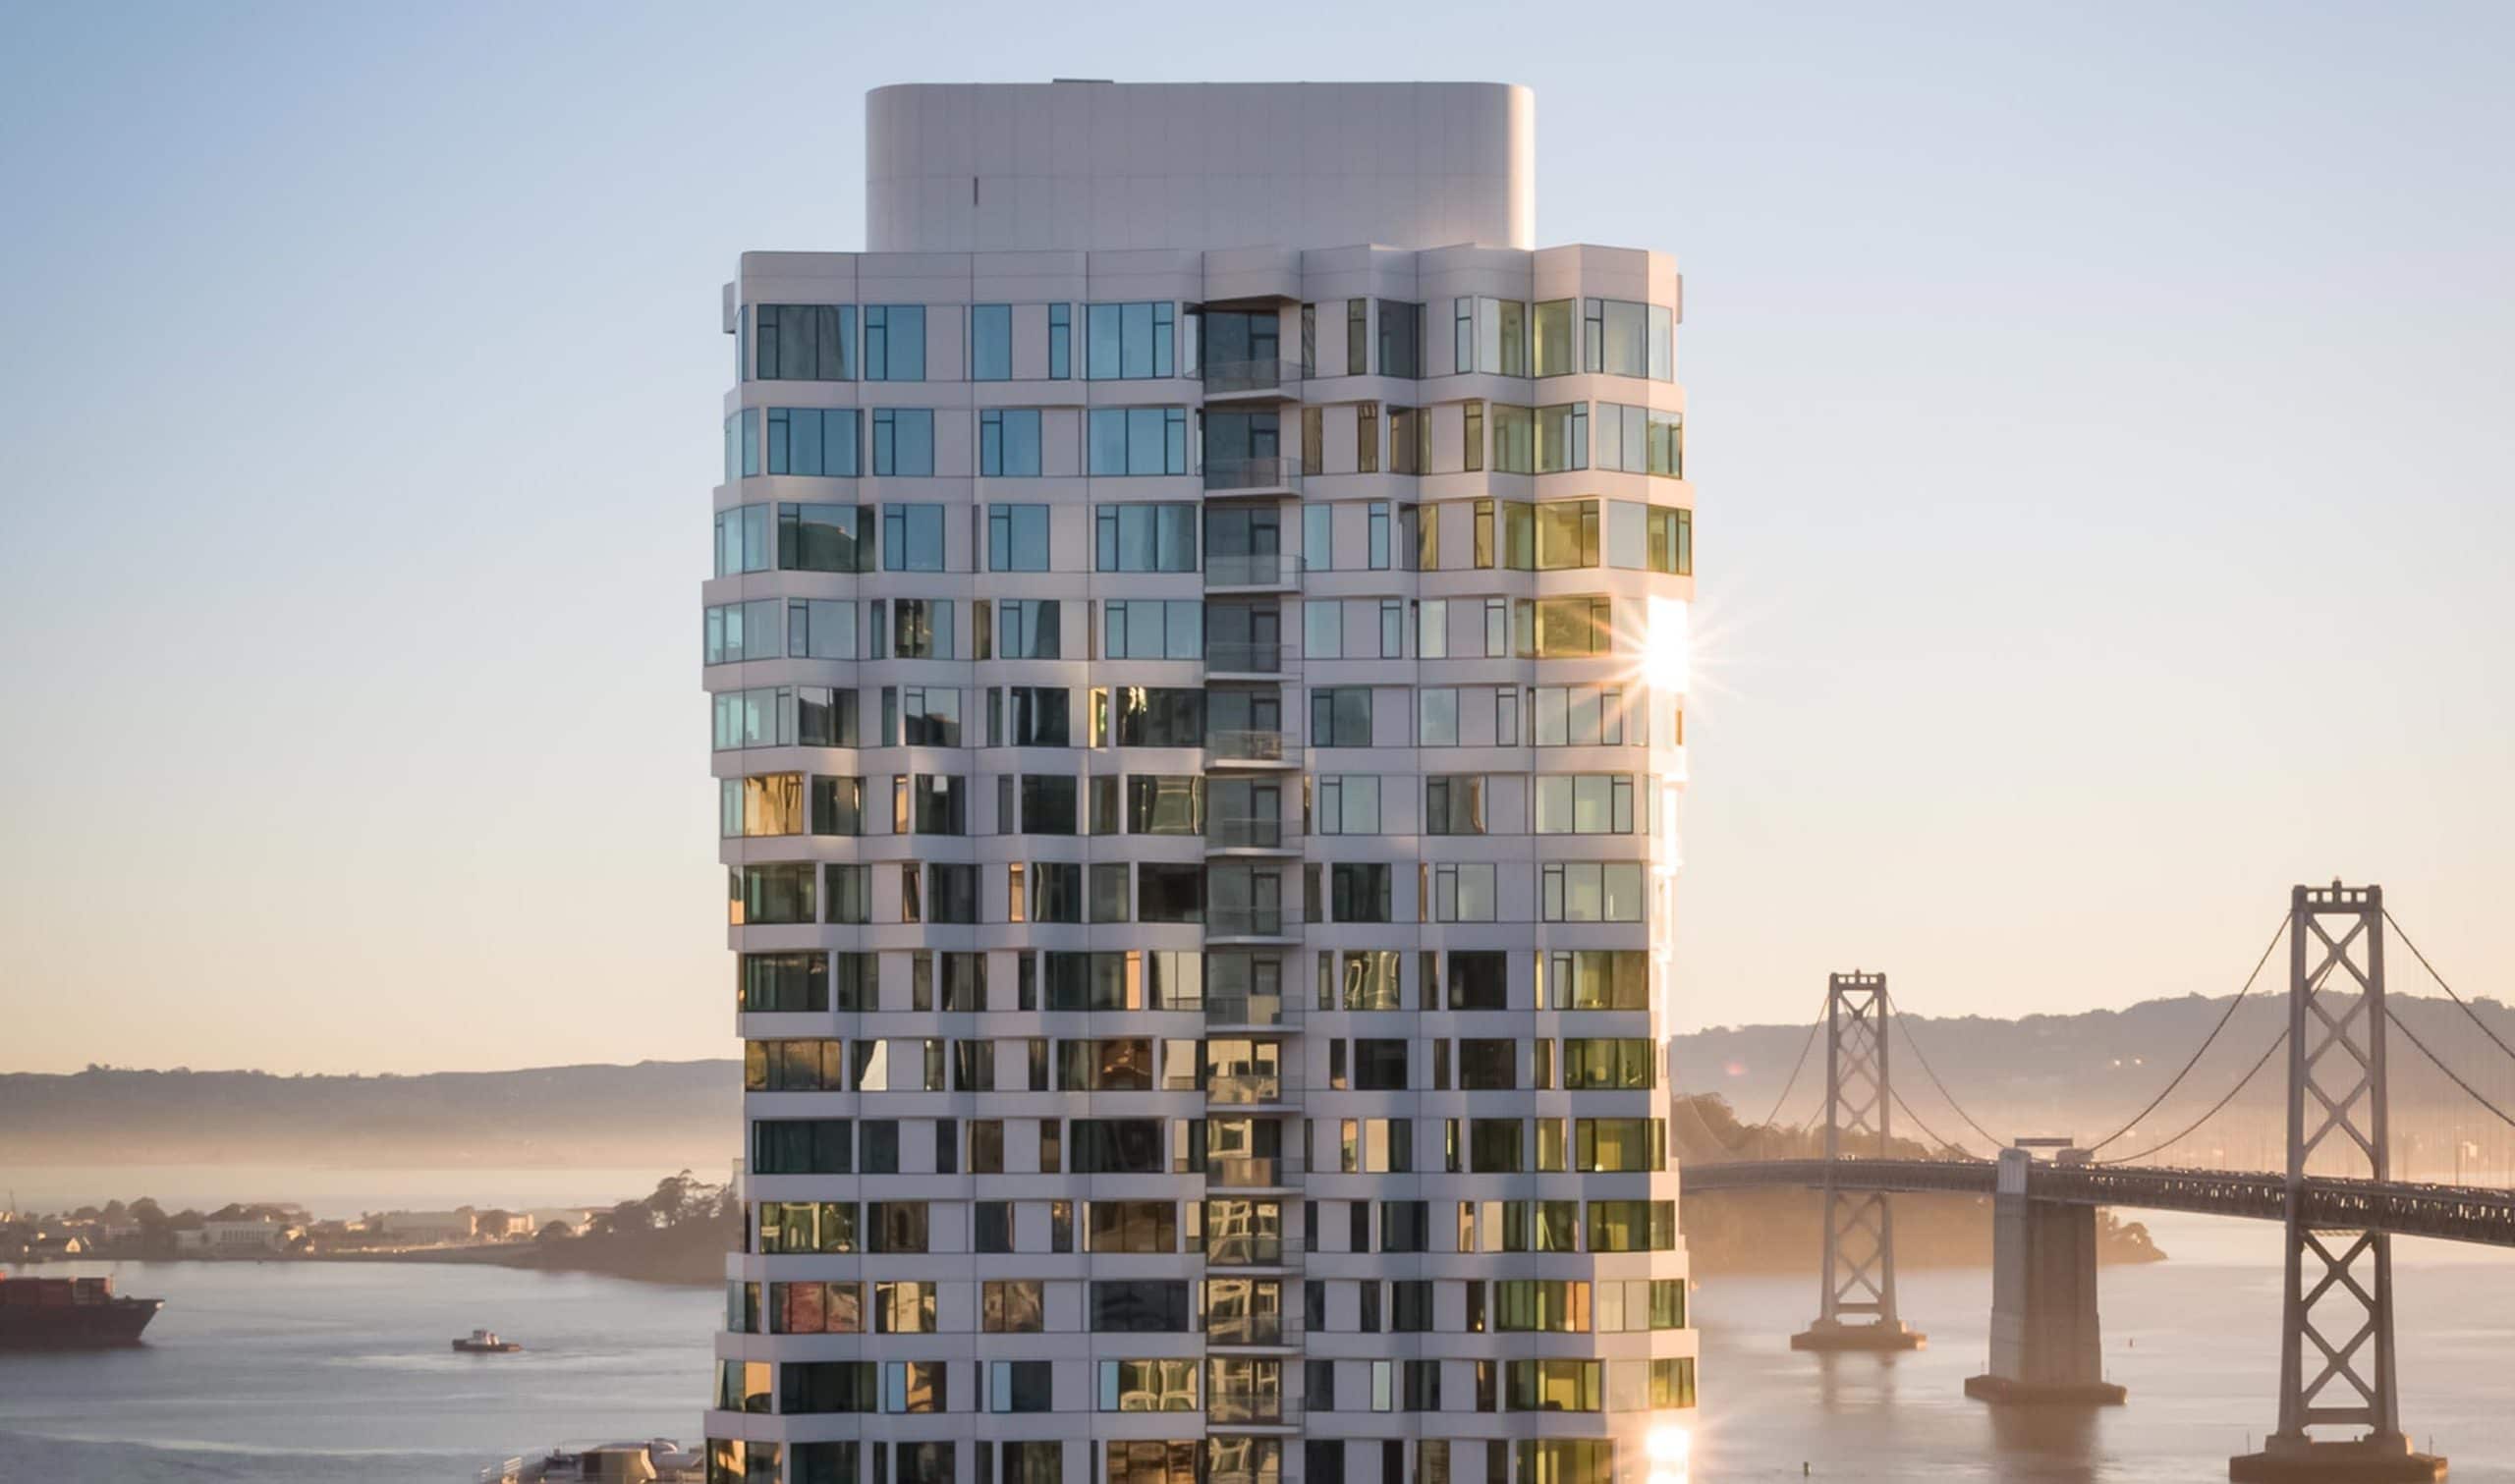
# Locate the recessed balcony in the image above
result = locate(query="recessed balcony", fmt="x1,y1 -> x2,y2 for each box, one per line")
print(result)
1205,730 -> 1302,769
1204,640 -> 1283,678
1204,906 -> 1303,942
1204,993 -> 1288,1029
1203,457 -> 1303,496
1202,357 -> 1302,402
1206,814 -> 1291,852
1203,555 -> 1300,591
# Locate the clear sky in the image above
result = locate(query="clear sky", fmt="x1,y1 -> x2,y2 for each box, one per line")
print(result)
1,2 -> 2508,1074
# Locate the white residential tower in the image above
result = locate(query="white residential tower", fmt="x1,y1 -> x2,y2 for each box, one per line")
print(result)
705,81 -> 1697,1484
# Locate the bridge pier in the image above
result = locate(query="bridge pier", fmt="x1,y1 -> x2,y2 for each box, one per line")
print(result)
1792,973 -> 1926,1352
1965,1148 -> 2125,1404
2227,883 -> 2444,1484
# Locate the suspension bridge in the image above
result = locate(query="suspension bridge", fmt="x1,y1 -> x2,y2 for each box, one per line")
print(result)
1671,882 -> 2515,1483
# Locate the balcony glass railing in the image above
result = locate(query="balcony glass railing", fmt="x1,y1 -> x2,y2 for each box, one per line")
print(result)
1204,554 -> 1299,587
1203,357 -> 1299,395
1204,1311 -> 1286,1347
1205,1234 -> 1283,1266
1205,641 -> 1283,674
1204,457 -> 1302,492
1206,730 -> 1299,763
1205,907 -> 1300,938
1206,1155 -> 1290,1188
1205,994 -> 1286,1027
1207,1394 -> 1296,1425
1207,815 -> 1284,850
1206,1073 -> 1284,1105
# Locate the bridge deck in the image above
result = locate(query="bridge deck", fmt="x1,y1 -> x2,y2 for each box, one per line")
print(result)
1680,1159 -> 2515,1247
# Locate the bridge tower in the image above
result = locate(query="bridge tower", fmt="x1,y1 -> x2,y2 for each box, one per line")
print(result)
1792,971 -> 1926,1351
2231,882 -> 2443,1482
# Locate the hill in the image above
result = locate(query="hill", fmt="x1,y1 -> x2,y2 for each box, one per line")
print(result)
0,1062 -> 738,1171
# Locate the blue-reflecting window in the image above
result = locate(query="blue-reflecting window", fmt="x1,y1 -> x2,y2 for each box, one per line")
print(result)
754,304 -> 856,381
729,409 -> 761,480
1093,504 -> 1198,573
766,409 -> 862,477
1085,302 -> 1175,380
1048,303 -> 1072,380
883,503 -> 945,572
980,409 -> 1041,476
716,505 -> 772,576
997,601 -> 1062,660
971,304 -> 1012,381
870,409 -> 934,477
988,504 -> 1050,572
864,305 -> 926,382
1087,408 -> 1187,475
705,599 -> 784,664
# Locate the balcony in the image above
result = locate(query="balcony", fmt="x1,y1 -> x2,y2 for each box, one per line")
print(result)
1204,1230 -> 1295,1267
1204,1309 -> 1300,1347
1203,457 -> 1303,495
1205,907 -> 1302,940
1205,730 -> 1302,768
1203,357 -> 1302,400
1205,993 -> 1288,1028
1204,641 -> 1283,676
1207,1395 -> 1302,1427
1203,555 -> 1300,590
1205,1072 -> 1284,1106
1206,1155 -> 1295,1189
1206,814 -> 1287,851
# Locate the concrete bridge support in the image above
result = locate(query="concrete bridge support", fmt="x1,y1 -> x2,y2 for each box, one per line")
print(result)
1965,1148 -> 2125,1403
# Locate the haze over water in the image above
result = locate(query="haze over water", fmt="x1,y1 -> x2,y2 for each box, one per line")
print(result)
5,1213 -> 2509,1484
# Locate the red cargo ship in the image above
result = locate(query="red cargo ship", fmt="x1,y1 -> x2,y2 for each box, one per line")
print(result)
0,1275 -> 163,1347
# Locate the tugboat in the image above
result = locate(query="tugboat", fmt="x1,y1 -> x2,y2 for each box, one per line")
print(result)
0,1275 -> 162,1348
452,1328 -> 524,1353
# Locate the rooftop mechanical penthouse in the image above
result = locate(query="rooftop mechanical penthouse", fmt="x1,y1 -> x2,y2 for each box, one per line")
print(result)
704,81 -> 1699,1484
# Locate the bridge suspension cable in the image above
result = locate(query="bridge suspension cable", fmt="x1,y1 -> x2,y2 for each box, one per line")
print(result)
1880,993 -> 2007,1150
1883,1081 -> 1988,1162
2085,912 -> 2287,1153
2384,1003 -> 2515,1134
2385,908 -> 2515,1071
1751,1001 -> 1829,1132
1666,991 -> 1831,1157
2094,1023 -> 2289,1166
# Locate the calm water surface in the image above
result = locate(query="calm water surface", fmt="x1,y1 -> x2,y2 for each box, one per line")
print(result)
1,1211 -> 2509,1483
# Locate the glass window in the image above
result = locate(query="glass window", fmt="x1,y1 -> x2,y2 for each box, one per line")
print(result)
779,502 -> 876,573
1648,506 -> 1692,576
1094,504 -> 1199,572
870,408 -> 934,477
767,408 -> 862,477
971,303 -> 1012,381
754,303 -> 856,381
882,503 -> 946,572
1492,406 -> 1534,474
1535,404 -> 1588,473
1375,300 -> 1424,379
980,409 -> 1042,477
1532,301 -> 1575,377
1535,500 -> 1600,570
1048,303 -> 1072,380
988,504 -> 1049,571
1086,302 -> 1176,380
1346,300 -> 1368,376
1089,407 -> 1189,475
1102,599 -> 1202,660
864,304 -> 926,381
715,505 -> 772,577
